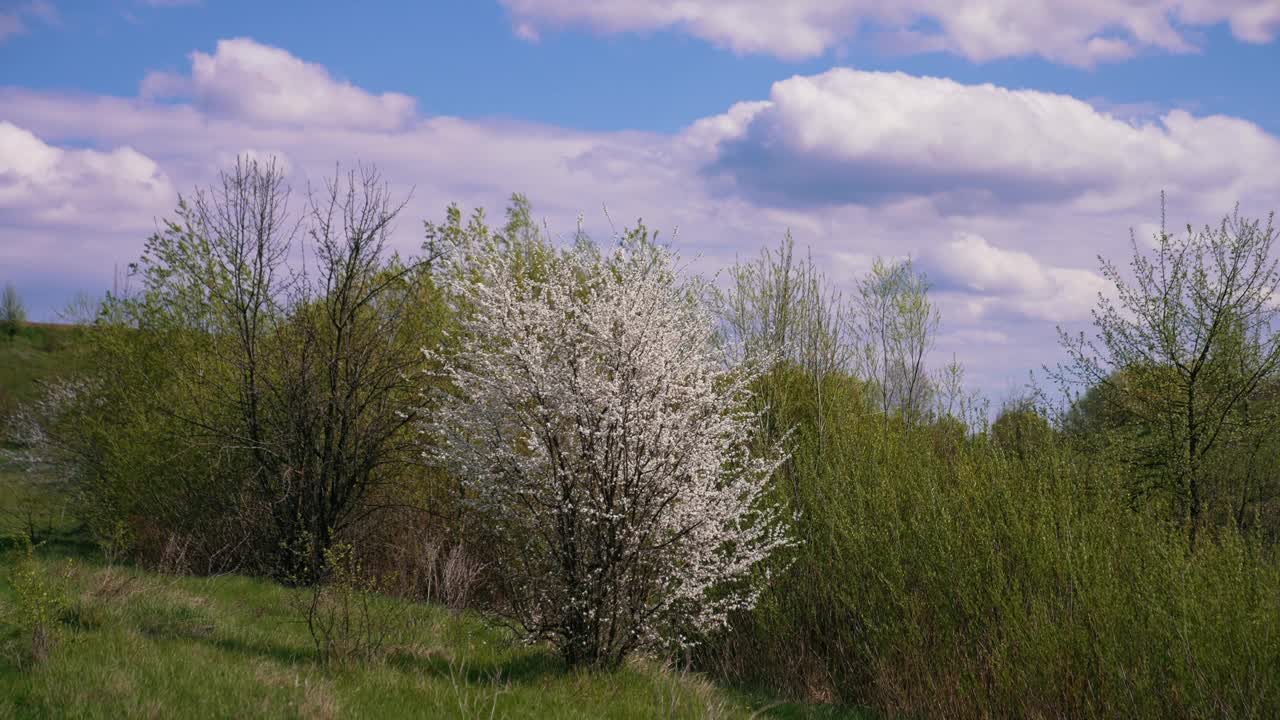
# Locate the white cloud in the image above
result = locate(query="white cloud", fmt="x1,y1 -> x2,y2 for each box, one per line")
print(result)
0,121 -> 175,230
141,37 -> 417,130
923,233 -> 1108,322
930,233 -> 1053,295
500,0 -> 1280,65
3,38 -> 1278,395
697,69 -> 1280,214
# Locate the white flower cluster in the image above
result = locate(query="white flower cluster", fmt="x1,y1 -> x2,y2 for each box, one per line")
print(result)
423,232 -> 789,663
2,378 -> 91,473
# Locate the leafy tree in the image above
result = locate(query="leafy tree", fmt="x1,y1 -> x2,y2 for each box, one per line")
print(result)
48,158 -> 444,578
714,231 -> 852,443
853,258 -> 939,428
2,283 -> 26,337
716,231 -> 852,377
991,396 -> 1053,461
1055,201 -> 1280,539
425,220 -> 789,669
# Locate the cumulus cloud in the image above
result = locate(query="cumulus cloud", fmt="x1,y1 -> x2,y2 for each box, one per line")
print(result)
929,233 -> 1055,295
0,121 -> 177,306
501,0 -> 1280,65
3,38 -> 1278,394
0,85 -> 721,286
0,121 -> 175,230
697,69 -> 1280,214
923,233 -> 1108,322
141,37 -> 417,130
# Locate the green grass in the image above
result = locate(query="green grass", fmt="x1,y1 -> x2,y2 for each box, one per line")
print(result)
0,475 -> 859,719
0,324 -> 86,428
0,550 -> 858,719
0,322 -> 861,718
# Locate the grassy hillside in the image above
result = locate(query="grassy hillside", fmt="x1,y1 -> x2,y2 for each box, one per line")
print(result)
0,323 -> 859,718
0,324 -> 85,426
1,323 -> 82,550
0,546 -> 857,719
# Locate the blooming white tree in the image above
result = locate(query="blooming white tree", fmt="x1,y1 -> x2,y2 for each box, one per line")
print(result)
423,218 -> 789,669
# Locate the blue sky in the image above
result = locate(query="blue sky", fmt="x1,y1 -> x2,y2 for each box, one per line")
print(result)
3,0 -> 1280,398
5,1 -> 1279,133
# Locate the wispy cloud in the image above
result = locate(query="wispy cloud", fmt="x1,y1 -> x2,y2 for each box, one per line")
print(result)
501,0 -> 1280,66
0,0 -> 58,44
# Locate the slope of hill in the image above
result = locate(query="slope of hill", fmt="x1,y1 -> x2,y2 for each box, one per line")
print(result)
0,323 -> 859,719
0,552 -> 856,719
0,323 -> 85,423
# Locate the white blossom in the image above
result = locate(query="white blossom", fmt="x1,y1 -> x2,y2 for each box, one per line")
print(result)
2,378 -> 91,473
422,229 -> 789,667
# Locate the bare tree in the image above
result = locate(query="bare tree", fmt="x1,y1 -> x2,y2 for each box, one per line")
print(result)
932,353 -> 986,430
263,165 -> 427,578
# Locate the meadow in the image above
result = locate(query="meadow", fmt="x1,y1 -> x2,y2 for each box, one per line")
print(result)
0,325 -> 855,719
3,177 -> 1280,719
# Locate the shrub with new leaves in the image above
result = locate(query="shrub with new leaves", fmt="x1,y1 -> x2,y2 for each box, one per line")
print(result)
4,536 -> 70,666
424,223 -> 788,669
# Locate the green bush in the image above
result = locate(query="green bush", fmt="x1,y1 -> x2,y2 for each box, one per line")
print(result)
1,284 -> 25,340
703,367 -> 1280,718
289,541 -> 407,668
23,162 -> 456,580
3,535 -> 72,666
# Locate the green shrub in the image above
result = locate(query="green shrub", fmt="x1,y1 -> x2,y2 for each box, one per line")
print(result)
703,371 -> 1280,718
3,535 -> 72,666
290,541 -> 408,668
1,284 -> 25,340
